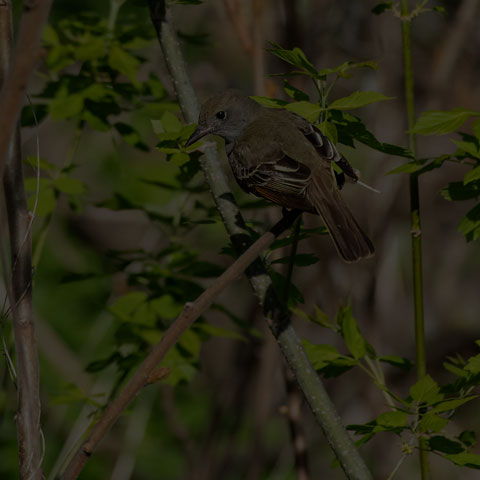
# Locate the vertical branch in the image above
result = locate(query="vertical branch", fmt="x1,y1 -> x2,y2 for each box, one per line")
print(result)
0,0 -> 54,178
147,3 -> 373,479
0,2 -> 44,479
400,1 -> 428,478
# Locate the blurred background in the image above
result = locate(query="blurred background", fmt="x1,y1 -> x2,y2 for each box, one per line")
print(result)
1,0 -> 480,479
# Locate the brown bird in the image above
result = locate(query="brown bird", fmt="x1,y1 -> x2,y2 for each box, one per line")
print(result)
186,90 -> 374,262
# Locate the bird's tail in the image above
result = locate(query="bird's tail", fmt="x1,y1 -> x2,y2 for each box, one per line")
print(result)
308,177 -> 374,262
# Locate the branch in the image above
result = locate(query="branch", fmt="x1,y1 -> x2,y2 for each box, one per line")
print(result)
0,0 -> 54,179
0,2 -> 45,479
60,210 -> 301,480
147,2 -> 373,480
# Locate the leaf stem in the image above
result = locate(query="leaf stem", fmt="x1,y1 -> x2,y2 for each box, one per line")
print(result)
400,1 -> 428,478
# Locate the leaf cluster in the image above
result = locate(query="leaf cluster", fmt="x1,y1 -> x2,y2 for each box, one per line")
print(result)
295,304 -> 480,471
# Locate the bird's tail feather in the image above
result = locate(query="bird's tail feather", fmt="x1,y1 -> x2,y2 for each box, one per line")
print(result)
308,178 -> 374,262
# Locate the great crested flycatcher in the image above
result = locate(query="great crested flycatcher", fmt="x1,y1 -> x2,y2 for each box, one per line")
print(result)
186,90 -> 374,262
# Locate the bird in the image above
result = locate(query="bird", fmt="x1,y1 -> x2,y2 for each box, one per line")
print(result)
185,90 -> 374,262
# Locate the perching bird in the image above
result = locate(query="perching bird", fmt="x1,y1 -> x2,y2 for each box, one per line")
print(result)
186,90 -> 374,262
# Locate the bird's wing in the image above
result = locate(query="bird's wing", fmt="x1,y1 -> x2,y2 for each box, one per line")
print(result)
229,129 -> 316,212
284,111 -> 359,182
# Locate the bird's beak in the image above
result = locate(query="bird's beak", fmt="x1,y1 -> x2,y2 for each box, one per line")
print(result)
185,124 -> 213,147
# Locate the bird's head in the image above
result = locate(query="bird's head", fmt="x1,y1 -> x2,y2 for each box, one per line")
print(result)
186,90 -> 261,146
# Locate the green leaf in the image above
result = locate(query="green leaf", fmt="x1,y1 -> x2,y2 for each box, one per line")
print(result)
339,306 -> 367,359
441,181 -> 480,201
74,36 -> 105,61
459,430 -> 476,447
371,2 -> 393,14
418,412 -> 449,433
170,152 -> 190,166
283,80 -> 309,101
313,305 -> 333,328
376,411 -> 408,429
271,253 -> 320,267
334,112 -> 413,158
302,339 -> 357,376
53,176 -> 86,195
162,347 -> 197,386
29,187 -> 56,216
108,44 -> 140,85
443,361 -> 469,378
267,42 -> 318,76
23,155 -> 56,171
429,435 -> 464,454
329,91 -> 393,110
432,396 -> 478,413
378,355 -> 413,371
458,204 -> 480,242
49,86 -> 84,120
409,375 -> 443,405
465,354 -> 480,374
250,96 -> 288,109
160,111 -> 183,133
195,323 -> 247,342
178,329 -> 202,356
114,123 -> 148,151
445,452 -> 480,469
473,118 -> 480,139
464,166 -> 480,185
387,161 -> 426,175
452,139 -> 480,160
109,291 -> 148,321
285,101 -> 322,123
316,60 -> 378,78
317,120 -> 338,143
410,108 -> 479,135
149,295 -> 183,319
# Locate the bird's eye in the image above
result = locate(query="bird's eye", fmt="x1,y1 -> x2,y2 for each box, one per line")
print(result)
216,111 -> 227,120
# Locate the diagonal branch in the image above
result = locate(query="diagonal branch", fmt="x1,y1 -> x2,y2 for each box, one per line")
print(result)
147,2 -> 373,479
60,209 -> 301,480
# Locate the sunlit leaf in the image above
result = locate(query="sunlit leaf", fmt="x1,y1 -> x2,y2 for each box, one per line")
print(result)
410,108 -> 479,135
285,101 -> 322,123
458,204 -> 480,242
445,452 -> 480,469
409,375 -> 443,405
329,91 -> 393,110
109,44 -> 140,85
376,411 -> 408,429
340,307 -> 367,359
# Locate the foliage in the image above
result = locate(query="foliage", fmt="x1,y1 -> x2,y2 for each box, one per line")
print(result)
295,304 -> 480,471
1,2 -> 478,480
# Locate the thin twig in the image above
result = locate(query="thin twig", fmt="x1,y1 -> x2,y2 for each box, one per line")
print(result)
59,210 -> 301,480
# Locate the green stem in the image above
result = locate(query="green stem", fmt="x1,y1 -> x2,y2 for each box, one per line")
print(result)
400,1 -> 428,478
